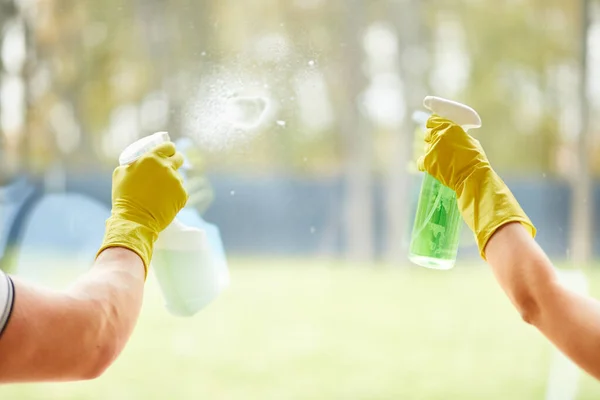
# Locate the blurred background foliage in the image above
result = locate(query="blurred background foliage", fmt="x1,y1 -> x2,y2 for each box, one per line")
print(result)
2,0 -> 594,174
3,0 -> 600,267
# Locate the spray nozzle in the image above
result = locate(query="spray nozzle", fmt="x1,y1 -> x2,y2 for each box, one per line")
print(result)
422,96 -> 482,132
119,131 -> 171,166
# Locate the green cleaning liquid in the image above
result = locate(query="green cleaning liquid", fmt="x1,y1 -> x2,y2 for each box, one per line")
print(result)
409,173 -> 462,269
408,96 -> 482,270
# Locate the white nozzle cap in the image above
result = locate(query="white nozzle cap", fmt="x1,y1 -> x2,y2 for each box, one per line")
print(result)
423,96 -> 482,131
119,131 -> 171,166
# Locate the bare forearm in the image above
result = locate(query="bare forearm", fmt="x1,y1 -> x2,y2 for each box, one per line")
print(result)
485,223 -> 558,319
0,248 -> 145,382
486,222 -> 600,379
67,248 -> 145,362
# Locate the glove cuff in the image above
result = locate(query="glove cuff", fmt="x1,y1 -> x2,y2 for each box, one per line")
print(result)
456,166 -> 536,260
96,216 -> 159,279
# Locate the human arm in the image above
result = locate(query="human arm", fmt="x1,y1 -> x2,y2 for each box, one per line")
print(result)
419,115 -> 600,380
0,248 -> 144,382
486,222 -> 600,380
0,142 -> 187,383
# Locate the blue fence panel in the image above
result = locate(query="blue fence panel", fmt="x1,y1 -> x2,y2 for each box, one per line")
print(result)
60,171 -> 600,260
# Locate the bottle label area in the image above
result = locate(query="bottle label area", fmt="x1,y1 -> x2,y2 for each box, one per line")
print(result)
409,174 -> 462,268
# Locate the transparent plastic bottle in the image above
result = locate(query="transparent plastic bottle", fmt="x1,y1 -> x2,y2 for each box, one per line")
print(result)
119,132 -> 228,316
409,173 -> 463,269
408,97 -> 481,270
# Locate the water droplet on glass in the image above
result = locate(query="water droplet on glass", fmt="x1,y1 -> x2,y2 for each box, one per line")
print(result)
310,226 -> 316,234
276,120 -> 286,127
308,60 -> 315,67
303,157 -> 308,162
201,51 -> 207,56
230,190 -> 236,196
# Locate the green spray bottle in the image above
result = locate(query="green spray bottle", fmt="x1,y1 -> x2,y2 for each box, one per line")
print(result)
408,96 -> 482,270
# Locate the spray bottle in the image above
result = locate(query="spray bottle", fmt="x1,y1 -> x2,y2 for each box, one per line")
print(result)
408,96 -> 482,270
119,132 -> 229,316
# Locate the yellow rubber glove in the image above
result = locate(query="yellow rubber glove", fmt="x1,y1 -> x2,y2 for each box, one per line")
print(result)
96,142 -> 188,278
417,115 -> 536,259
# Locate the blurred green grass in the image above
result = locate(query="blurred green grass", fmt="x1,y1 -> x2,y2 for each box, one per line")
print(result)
2,259 -> 600,399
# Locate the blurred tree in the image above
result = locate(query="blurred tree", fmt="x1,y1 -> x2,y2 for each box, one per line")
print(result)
569,0 -> 592,266
0,0 -> 27,179
384,0 -> 430,264
336,0 -> 375,262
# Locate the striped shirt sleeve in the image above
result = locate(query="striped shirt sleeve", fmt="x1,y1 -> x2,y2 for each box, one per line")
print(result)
0,270 -> 15,338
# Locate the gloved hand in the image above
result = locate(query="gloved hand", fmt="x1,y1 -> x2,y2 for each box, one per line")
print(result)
96,142 -> 188,278
417,115 -> 536,259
